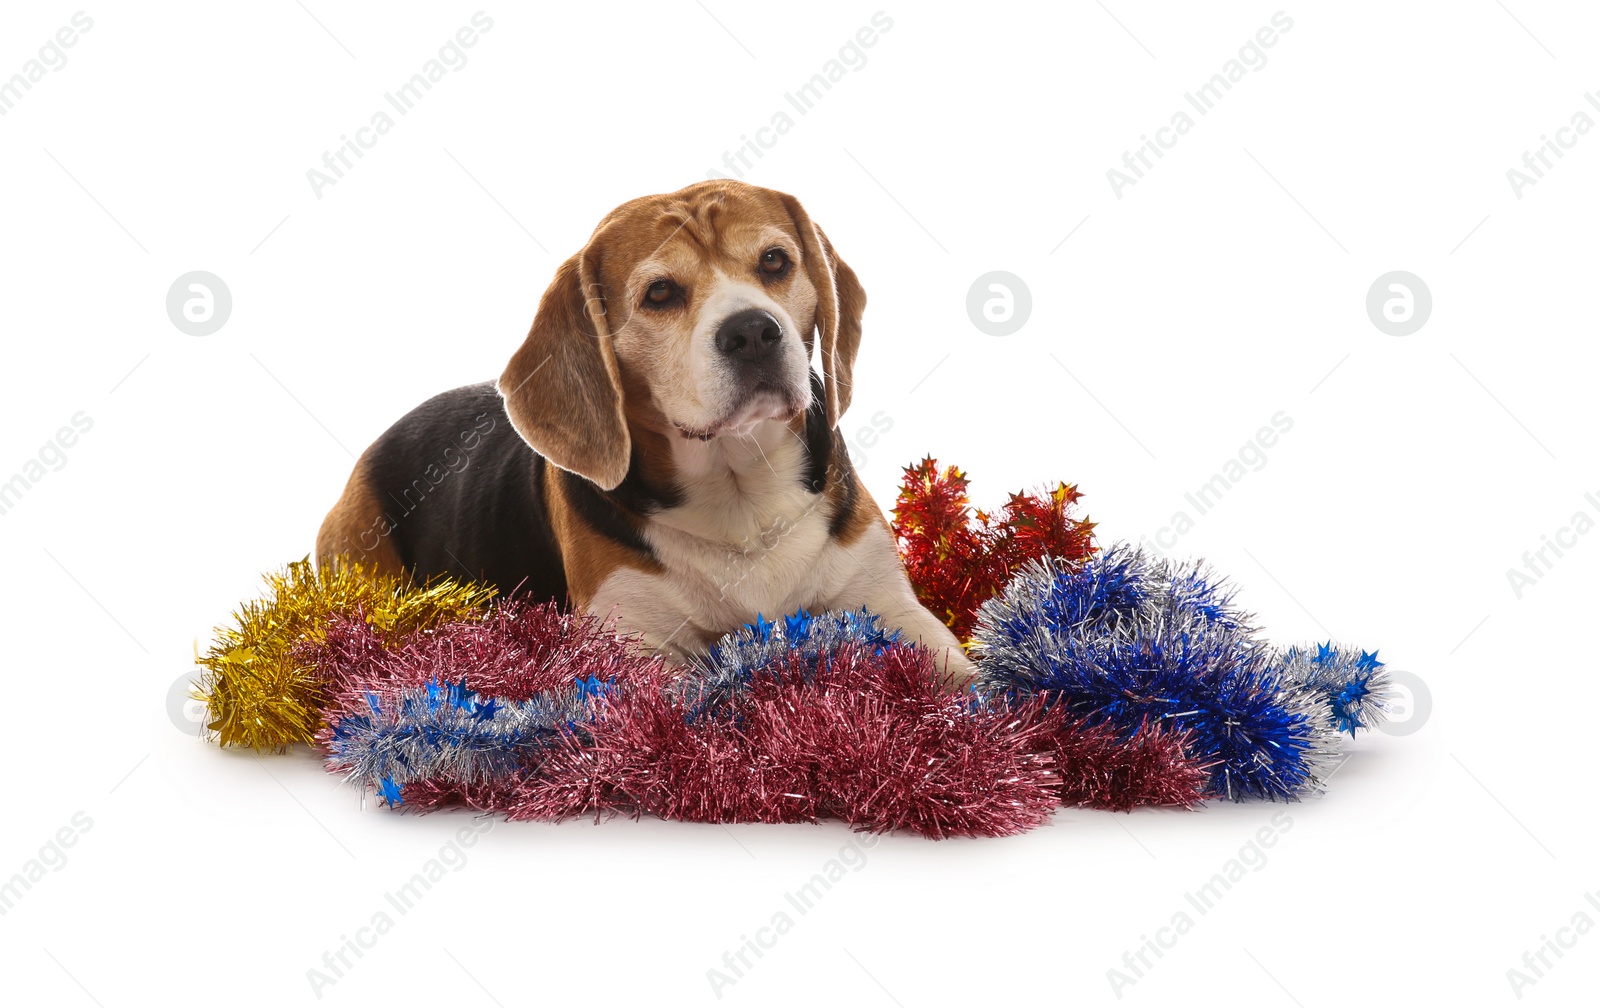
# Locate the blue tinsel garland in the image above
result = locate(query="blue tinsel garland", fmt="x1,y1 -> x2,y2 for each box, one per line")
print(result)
971,545 -> 1387,801
326,674 -> 612,805
1272,642 -> 1392,736
678,608 -> 900,718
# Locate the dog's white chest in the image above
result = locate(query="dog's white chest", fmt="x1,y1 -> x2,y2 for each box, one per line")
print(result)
587,423 -> 856,656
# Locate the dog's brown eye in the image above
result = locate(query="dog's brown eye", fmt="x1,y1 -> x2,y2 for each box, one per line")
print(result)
645,279 -> 677,306
759,248 -> 788,275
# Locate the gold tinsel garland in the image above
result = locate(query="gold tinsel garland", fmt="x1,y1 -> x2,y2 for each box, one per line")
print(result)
196,558 -> 495,752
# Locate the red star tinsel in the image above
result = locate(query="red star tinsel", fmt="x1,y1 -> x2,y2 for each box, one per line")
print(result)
892,457 -> 1097,639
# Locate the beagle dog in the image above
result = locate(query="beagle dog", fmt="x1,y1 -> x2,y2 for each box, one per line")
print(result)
315,180 -> 972,683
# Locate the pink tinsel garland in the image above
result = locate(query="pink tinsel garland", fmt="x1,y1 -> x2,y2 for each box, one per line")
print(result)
303,601 -> 1207,838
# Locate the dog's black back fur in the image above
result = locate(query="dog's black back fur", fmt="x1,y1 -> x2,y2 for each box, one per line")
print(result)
360,382 -> 571,599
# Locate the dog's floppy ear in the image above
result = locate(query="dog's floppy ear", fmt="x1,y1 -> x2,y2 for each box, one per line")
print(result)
781,194 -> 865,429
497,248 -> 632,490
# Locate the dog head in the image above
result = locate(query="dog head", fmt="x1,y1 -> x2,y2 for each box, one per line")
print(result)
498,180 -> 865,490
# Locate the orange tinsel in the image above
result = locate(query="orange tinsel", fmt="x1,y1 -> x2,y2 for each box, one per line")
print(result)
891,457 -> 1096,640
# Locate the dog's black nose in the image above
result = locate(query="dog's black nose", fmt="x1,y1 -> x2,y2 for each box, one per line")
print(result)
715,308 -> 783,363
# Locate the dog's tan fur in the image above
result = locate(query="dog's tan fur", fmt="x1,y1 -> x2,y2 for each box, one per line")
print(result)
542,464 -> 664,604
315,451 -> 404,576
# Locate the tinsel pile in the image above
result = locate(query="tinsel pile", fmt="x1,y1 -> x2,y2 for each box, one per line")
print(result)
893,457 -> 1096,638
196,458 -> 1393,839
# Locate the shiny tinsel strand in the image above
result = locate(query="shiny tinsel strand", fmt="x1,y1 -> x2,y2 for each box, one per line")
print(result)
974,551 -> 1343,801
1049,715 -> 1210,811
985,544 -> 1251,641
678,608 -> 899,718
306,598 -> 663,726
1271,642 -> 1393,735
386,633 -> 1205,835
196,558 -> 493,751
309,598 -> 663,803
324,675 -> 612,803
892,457 -> 1096,639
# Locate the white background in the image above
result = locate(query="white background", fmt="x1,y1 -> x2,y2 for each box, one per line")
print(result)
1,2 -> 1596,1005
